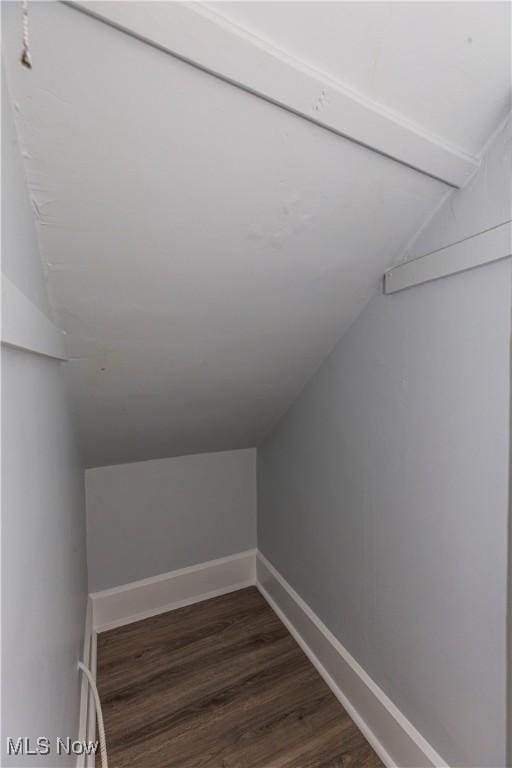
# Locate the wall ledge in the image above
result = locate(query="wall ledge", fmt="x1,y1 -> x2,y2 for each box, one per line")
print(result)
384,219 -> 512,294
1,275 -> 67,360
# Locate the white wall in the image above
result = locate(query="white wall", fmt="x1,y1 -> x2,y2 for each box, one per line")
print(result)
1,72 -> 87,764
258,118 -> 511,767
86,448 -> 256,592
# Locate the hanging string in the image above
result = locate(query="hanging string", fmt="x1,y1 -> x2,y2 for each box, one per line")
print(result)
21,0 -> 32,69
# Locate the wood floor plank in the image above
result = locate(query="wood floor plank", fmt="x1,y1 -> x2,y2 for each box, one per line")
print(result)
97,587 -> 383,768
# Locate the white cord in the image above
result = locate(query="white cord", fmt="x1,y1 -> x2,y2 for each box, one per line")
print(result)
78,661 -> 109,768
21,0 -> 32,69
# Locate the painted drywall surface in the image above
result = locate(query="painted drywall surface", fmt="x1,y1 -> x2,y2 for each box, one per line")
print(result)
1,82 -> 87,764
1,1 -> 466,468
2,350 -> 87,766
213,1 -> 511,155
258,121 -> 511,766
86,448 -> 256,592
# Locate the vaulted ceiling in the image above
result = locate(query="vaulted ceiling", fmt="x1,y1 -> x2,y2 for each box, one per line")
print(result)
2,1 -> 510,467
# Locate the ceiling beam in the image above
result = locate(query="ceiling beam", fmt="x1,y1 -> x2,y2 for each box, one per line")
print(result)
64,1 -> 478,189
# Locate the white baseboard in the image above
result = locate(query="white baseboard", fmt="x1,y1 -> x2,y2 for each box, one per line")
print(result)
85,631 -> 98,768
90,549 -> 257,632
84,549 -> 447,768
77,598 -> 92,757
77,597 -> 97,768
256,552 -> 448,768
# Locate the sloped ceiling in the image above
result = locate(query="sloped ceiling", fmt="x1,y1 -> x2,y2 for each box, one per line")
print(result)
2,1 -> 510,467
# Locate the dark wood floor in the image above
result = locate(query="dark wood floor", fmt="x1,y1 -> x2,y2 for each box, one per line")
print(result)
97,587 -> 383,768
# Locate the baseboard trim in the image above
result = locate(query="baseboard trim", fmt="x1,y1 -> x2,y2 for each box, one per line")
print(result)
85,631 -> 98,768
77,598 -> 92,761
90,549 -> 257,632
256,552 -> 448,768
77,597 -> 97,768
85,549 -> 447,768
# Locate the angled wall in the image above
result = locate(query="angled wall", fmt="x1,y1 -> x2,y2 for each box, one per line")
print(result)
1,71 -> 88,764
258,117 -> 512,767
